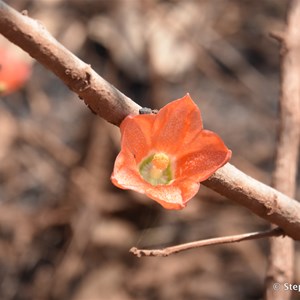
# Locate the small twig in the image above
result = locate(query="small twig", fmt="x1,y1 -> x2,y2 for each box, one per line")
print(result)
130,227 -> 284,257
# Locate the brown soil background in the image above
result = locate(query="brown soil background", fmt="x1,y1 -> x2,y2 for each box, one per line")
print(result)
0,1 -> 299,299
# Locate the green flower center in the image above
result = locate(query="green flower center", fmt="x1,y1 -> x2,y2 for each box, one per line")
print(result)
139,153 -> 173,186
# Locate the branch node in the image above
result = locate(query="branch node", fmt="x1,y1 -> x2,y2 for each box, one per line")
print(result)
21,10 -> 28,16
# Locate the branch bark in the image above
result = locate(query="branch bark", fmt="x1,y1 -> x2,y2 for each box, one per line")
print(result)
1,2 -> 300,239
203,164 -> 300,240
0,1 -> 140,126
265,1 -> 300,299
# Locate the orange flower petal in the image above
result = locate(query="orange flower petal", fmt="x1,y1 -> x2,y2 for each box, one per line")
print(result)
120,114 -> 156,163
152,94 -> 203,154
111,146 -> 153,191
144,179 -> 200,209
176,129 -> 232,182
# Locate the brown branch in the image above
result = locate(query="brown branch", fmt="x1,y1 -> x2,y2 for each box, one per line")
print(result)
1,2 -> 300,240
130,227 -> 284,257
0,1 -> 140,126
203,164 -> 300,240
265,1 -> 300,299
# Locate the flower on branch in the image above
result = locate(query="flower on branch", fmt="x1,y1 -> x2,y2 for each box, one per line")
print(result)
0,47 -> 31,96
111,94 -> 232,210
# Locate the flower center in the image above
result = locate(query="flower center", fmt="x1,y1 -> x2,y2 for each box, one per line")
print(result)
139,152 -> 173,186
152,153 -> 169,170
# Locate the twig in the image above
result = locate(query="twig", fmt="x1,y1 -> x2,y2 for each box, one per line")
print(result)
130,227 -> 284,257
1,1 -> 300,239
265,1 -> 300,299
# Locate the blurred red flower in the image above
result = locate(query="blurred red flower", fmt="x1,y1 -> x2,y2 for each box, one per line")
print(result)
111,94 -> 231,210
0,47 -> 31,96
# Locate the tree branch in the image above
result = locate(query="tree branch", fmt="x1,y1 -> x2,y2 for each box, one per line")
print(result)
1,1 -> 300,240
0,1 -> 140,126
203,164 -> 300,240
265,1 -> 300,299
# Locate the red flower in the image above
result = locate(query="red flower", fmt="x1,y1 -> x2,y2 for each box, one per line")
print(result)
111,94 -> 231,210
0,47 -> 31,96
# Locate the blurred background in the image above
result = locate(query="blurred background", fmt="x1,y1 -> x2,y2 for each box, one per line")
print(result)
0,0 -> 299,299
